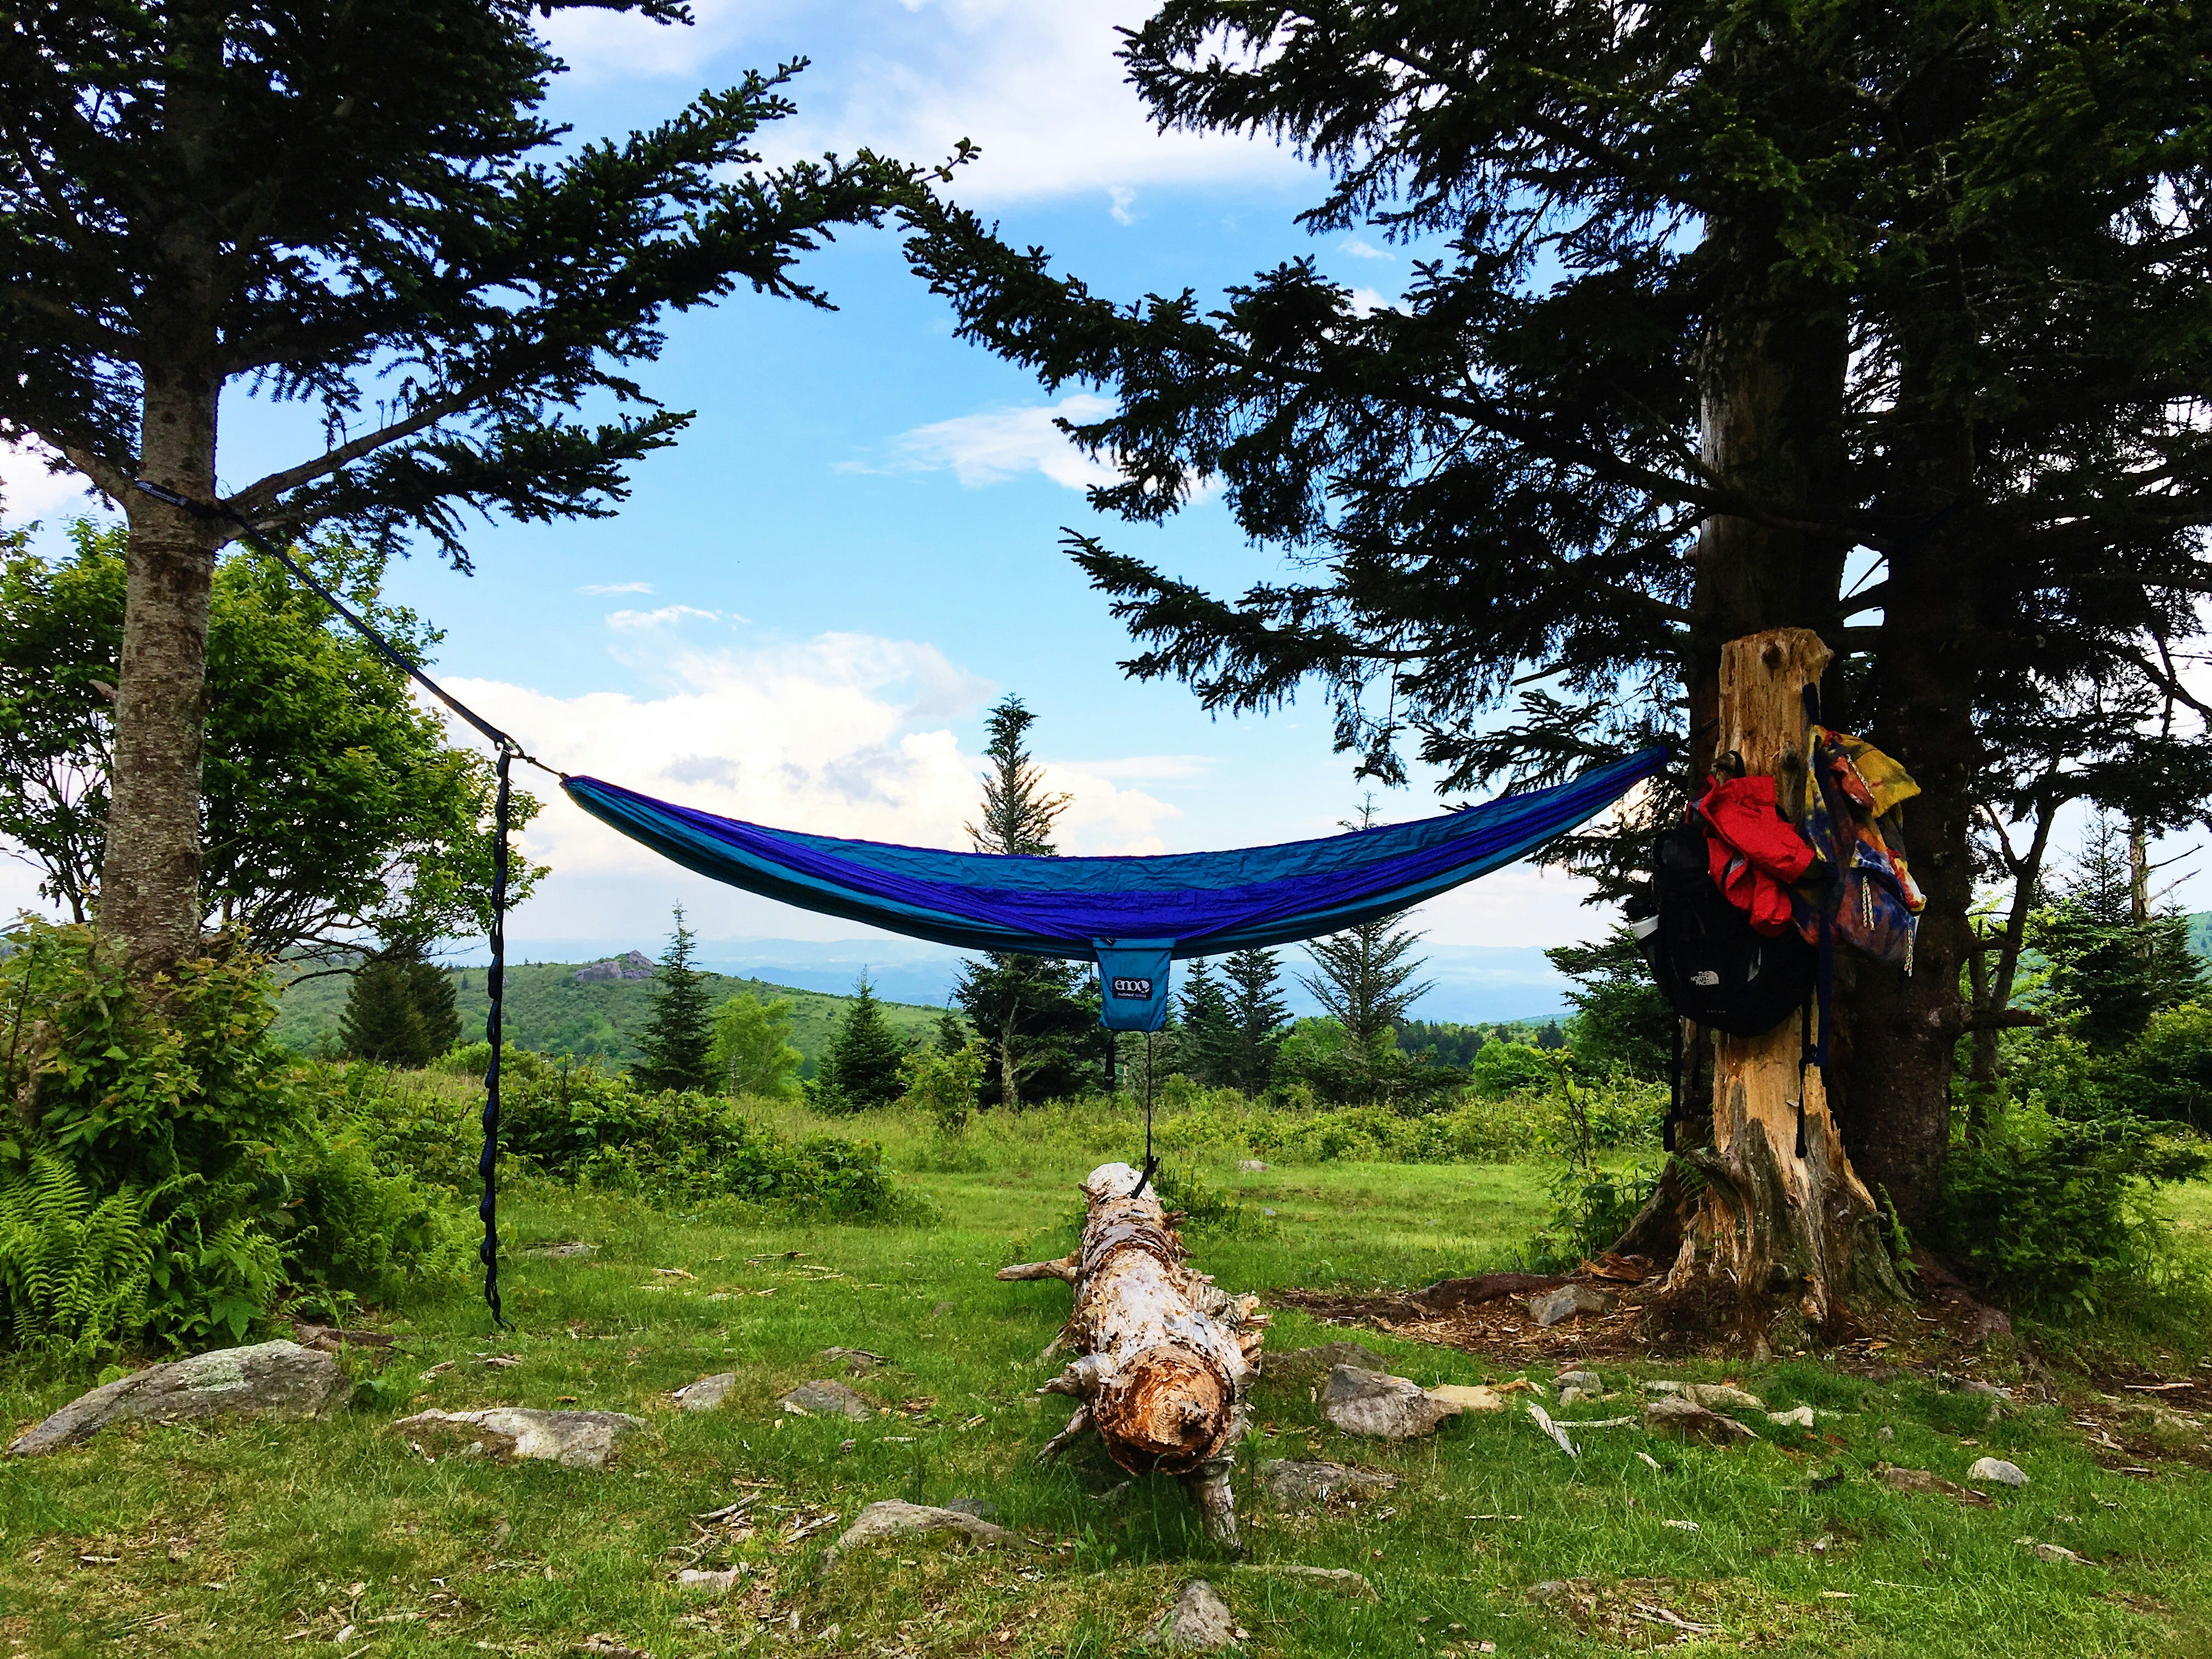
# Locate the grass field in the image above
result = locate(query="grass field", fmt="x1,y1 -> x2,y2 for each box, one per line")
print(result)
3,1107 -> 2209,1658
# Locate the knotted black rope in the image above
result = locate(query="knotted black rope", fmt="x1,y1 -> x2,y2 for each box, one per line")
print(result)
133,481 -> 552,1330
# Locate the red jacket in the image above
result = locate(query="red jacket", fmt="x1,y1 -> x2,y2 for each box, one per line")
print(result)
1699,774 -> 1816,937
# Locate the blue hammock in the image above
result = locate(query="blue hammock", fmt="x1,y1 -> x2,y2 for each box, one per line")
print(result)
565,746 -> 1666,1031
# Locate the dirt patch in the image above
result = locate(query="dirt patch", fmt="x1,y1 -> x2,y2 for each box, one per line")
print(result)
1271,1280 -> 1662,1364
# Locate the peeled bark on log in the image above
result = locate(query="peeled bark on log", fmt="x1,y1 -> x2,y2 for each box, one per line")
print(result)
1665,629 -> 1908,1350
998,1161 -> 1265,1545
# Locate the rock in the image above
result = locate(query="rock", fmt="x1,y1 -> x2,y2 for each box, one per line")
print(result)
1233,1563 -> 1376,1600
1236,1160 -> 1269,1173
677,1567 -> 744,1592
1644,1395 -> 1758,1446
1557,1386 -> 1593,1409
1321,1365 -> 1463,1440
1953,1378 -> 2006,1398
1767,1406 -> 1816,1429
820,1500 -> 1025,1573
673,1373 -> 737,1414
1968,1457 -> 2029,1488
1679,1383 -> 1765,1413
1158,1580 -> 1237,1650
573,950 -> 656,984
944,1497 -> 1001,1521
2018,1537 -> 2090,1565
1427,1383 -> 1505,1413
778,1380 -> 873,1421
1642,1380 -> 1683,1393
8,1340 -> 348,1457
1531,1284 -> 1616,1328
291,1321 -> 396,1354
1258,1460 -> 1400,1507
1875,1465 -> 1992,1506
1526,1579 -> 1576,1604
520,1240 -> 596,1259
389,1408 -> 645,1469
820,1347 -> 889,1375
1555,1370 -> 1602,1393
1257,1342 -> 1389,1383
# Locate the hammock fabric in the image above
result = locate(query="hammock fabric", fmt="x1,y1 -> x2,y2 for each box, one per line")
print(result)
565,746 -> 1666,1031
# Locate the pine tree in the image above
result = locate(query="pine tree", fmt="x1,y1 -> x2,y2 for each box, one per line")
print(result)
634,908 -> 715,1094
1173,958 -> 1233,1086
2035,819 -> 2210,1053
1219,949 -> 1290,1094
818,972 -> 910,1111
340,958 -> 431,1069
1299,917 -> 1432,1045
955,696 -> 1094,1109
1,9 -> 914,975
402,959 -> 463,1060
1545,927 -> 1674,1081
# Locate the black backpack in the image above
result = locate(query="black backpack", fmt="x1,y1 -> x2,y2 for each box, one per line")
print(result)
1627,820 -> 1824,1152
1627,821 -> 1816,1037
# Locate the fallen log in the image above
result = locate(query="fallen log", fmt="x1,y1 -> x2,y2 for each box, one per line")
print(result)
998,1161 -> 1266,1545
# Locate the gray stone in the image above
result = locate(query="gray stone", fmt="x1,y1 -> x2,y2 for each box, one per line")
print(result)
520,1240 -> 596,1259
573,951 -> 656,984
1257,1342 -> 1389,1383
778,1380 -> 873,1421
1968,1457 -> 2029,1488
1531,1284 -> 1616,1328
1321,1365 -> 1460,1440
1235,1160 -> 1269,1173
1644,1394 -> 1757,1445
1953,1379 -> 2006,1398
673,1373 -> 737,1413
1767,1406 -> 1816,1429
1257,1459 -> 1399,1508
677,1567 -> 743,1592
1159,1580 -> 1238,1650
1679,1383 -> 1765,1413
819,1500 -> 1026,1573
944,1497 -> 1001,1521
820,1347 -> 889,1375
1556,1386 -> 1593,1409
7,1340 -> 348,1458
1875,1464 -> 1991,1506
2019,1538 -> 2090,1566
390,1407 -> 645,1469
1555,1370 -> 1603,1393
1232,1563 -> 1376,1600
1526,1580 -> 1576,1604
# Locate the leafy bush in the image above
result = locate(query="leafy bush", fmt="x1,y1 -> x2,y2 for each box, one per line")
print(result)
900,1039 -> 985,1135
0,921 -> 462,1354
1153,1161 -> 1275,1236
1933,1109 -> 2209,1316
1524,1160 -> 1661,1273
498,1059 -> 903,1218
2109,1003 -> 2212,1128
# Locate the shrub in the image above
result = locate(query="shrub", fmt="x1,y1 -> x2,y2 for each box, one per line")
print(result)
2111,1003 -> 2212,1128
1933,1109 -> 2209,1316
900,1039 -> 985,1135
0,921 -> 461,1355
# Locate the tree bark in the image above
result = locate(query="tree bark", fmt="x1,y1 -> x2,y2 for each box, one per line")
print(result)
999,1161 -> 1266,1546
1665,630 -> 1908,1350
101,371 -> 225,974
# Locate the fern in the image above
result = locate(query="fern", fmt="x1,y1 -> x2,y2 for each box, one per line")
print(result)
0,1154 -> 162,1357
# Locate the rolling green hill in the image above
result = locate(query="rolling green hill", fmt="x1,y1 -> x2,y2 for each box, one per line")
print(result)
274,958 -> 947,1074
2193,910 -> 2211,961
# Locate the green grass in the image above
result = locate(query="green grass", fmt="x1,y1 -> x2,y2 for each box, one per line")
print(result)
3,1119 -> 2210,1658
273,960 -> 947,1070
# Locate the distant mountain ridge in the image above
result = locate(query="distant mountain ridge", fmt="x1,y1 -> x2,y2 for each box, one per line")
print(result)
274,958 -> 943,1072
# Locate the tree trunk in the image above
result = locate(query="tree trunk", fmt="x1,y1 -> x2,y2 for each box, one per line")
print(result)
101,368 -> 224,974
998,1161 -> 1266,1546
997,1002 -> 1022,1113
1665,630 -> 1907,1350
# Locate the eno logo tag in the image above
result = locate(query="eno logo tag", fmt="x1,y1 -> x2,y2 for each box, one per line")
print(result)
1110,977 -> 1154,999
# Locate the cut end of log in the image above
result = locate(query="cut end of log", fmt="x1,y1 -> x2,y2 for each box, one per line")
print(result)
1094,1347 -> 1231,1475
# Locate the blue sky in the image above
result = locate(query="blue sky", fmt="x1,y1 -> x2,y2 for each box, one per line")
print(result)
2,1 -> 2201,1011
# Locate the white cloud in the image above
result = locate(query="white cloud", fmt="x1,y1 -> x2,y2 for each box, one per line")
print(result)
541,2 -> 1301,204
1346,286 -> 1397,317
606,603 -> 720,630
1340,236 -> 1390,259
859,393 -> 1120,492
435,633 -> 1182,918
1108,185 -> 1138,225
1,439 -> 101,521
579,581 -> 654,596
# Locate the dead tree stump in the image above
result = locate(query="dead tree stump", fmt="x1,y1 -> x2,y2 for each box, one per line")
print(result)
998,1161 -> 1266,1545
1664,628 -> 1908,1349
